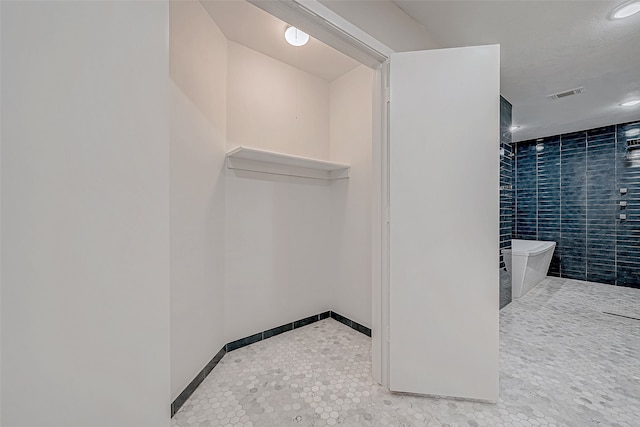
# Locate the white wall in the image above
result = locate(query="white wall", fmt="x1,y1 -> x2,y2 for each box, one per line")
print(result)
0,4 -> 377,421
388,46 -> 499,401
0,3 -> 3,419
227,41 -> 330,159
1,2 -> 171,426
329,66 -> 374,327
169,0 -> 227,401
225,42 -> 333,341
319,0 -> 439,52
225,174 -> 332,341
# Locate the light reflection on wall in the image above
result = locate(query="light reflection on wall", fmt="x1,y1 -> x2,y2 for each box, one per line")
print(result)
625,126 -> 640,167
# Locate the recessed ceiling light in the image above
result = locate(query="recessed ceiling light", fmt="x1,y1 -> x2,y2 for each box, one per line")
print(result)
620,99 -> 640,107
626,128 -> 640,137
610,1 -> 640,19
510,125 -> 520,132
285,26 -> 309,47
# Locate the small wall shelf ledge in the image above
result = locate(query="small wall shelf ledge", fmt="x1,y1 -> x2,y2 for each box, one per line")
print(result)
226,147 -> 350,180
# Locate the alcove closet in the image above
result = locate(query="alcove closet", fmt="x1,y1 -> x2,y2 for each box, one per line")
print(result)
171,0 -> 499,412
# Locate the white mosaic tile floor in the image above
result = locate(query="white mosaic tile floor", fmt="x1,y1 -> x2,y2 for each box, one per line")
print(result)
173,277 -> 640,427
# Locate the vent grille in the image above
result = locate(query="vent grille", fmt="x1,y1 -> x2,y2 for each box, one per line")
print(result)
627,138 -> 640,150
546,87 -> 585,101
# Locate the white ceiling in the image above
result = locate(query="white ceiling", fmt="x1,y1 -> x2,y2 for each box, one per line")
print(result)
200,0 -> 360,81
320,0 -> 640,141
393,0 -> 640,142
200,0 -> 639,141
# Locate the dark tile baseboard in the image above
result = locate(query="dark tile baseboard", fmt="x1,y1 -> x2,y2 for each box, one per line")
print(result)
226,332 -> 262,352
171,310 -> 371,417
225,311 -> 331,353
330,311 -> 372,337
171,346 -> 225,417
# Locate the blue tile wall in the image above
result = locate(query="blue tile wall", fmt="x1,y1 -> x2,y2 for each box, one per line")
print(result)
514,143 -> 537,240
499,96 -> 513,309
616,122 -> 640,288
587,126 -> 616,285
560,131 -> 587,280
514,120 -> 640,288
537,136 -> 561,276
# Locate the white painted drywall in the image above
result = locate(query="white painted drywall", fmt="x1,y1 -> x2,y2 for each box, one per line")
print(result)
389,46 -> 500,401
226,41 -> 330,160
329,65 -> 374,327
1,1 -> 171,426
225,42 -> 333,341
0,3 -> 3,419
225,173 -> 332,341
0,5 -> 2,425
319,0 -> 439,53
169,0 -> 227,401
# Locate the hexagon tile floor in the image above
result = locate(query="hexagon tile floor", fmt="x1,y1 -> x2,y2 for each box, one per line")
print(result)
172,277 -> 640,427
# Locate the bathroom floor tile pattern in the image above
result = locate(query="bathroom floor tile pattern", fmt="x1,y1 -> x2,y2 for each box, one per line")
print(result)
173,277 -> 640,427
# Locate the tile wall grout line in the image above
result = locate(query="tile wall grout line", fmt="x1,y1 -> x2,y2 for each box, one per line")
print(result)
514,143 -> 516,239
514,121 -> 639,283
536,138 -> 539,239
585,131 -> 588,280
559,134 -> 562,278
614,124 -> 618,286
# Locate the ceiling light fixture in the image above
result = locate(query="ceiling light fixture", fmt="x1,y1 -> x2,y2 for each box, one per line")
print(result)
285,26 -> 309,47
610,1 -> 640,19
620,99 -> 640,107
510,125 -> 520,132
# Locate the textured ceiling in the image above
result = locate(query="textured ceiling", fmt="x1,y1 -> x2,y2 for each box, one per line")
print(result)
393,0 -> 640,141
200,0 -> 360,81
319,0 -> 640,141
200,0 -> 640,140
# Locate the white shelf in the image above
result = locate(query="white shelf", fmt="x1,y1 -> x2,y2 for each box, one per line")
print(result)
226,147 -> 350,180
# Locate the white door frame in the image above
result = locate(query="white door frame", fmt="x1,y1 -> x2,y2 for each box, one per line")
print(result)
249,0 -> 393,388
371,59 -> 391,388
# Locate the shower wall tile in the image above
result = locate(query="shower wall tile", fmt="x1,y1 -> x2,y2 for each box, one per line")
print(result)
513,120 -> 640,288
616,122 -> 640,288
537,136 -> 561,276
560,131 -> 587,280
499,96 -> 513,309
587,126 -> 616,285
515,143 -> 537,240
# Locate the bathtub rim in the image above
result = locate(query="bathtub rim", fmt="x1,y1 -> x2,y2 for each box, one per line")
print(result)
509,239 -> 556,257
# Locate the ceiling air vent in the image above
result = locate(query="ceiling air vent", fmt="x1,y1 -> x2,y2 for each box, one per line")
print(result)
627,138 -> 640,150
546,87 -> 585,101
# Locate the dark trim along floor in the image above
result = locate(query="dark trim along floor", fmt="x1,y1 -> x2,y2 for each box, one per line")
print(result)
171,311 -> 371,417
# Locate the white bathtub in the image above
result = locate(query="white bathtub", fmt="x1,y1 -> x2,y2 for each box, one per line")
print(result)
502,239 -> 556,299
